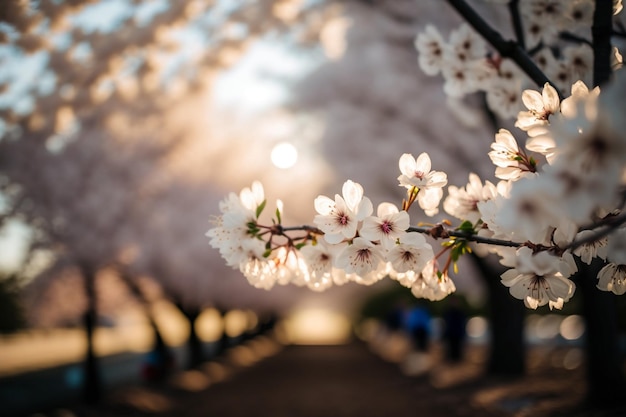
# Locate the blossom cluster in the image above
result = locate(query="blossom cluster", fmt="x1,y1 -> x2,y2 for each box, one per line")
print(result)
207,0 -> 626,310
415,1 -> 623,119
207,67 -> 626,310
208,153 -> 458,300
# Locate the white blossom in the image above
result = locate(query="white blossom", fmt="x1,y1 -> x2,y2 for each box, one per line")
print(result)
515,82 -> 560,134
444,173 -> 498,223
360,202 -> 410,249
415,25 -> 447,76
387,232 -> 434,275
597,263 -> 626,295
239,239 -> 277,290
572,230 -> 608,264
335,237 -> 386,278
501,247 -> 575,310
314,180 -> 373,244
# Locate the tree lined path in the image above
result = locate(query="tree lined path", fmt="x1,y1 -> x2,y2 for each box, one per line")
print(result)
39,336 -> 622,417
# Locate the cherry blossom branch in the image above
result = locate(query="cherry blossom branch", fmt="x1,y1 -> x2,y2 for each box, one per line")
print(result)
564,211 -> 626,252
268,223 -> 523,248
445,0 -> 564,99
407,225 -> 522,247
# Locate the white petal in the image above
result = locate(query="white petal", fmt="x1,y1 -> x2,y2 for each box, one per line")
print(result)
314,195 -> 335,215
522,89 -> 544,111
398,153 -> 416,177
342,180 -> 364,211
415,152 -> 432,173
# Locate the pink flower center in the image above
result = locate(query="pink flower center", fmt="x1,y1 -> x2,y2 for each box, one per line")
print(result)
414,170 -> 425,179
380,221 -> 393,234
336,212 -> 349,226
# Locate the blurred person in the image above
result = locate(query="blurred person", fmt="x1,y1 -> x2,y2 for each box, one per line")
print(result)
405,301 -> 432,352
442,295 -> 467,363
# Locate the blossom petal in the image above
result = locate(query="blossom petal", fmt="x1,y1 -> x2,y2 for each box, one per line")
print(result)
398,153 -> 417,177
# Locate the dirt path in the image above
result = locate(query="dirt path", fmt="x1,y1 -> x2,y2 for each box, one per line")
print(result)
45,334 -> 625,417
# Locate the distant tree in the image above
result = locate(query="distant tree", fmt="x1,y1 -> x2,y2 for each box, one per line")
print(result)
0,274 -> 26,333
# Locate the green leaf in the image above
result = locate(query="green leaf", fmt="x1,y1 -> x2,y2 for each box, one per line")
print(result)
256,200 -> 267,219
262,249 -> 272,258
295,243 -> 307,250
457,220 -> 475,233
275,208 -> 282,224
442,239 -> 455,247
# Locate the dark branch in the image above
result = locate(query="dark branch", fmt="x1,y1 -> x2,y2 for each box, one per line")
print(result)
559,31 -> 593,47
508,0 -> 526,50
592,0 -> 614,86
407,226 -> 523,247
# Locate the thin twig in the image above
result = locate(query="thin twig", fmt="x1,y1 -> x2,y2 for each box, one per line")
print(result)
508,0 -> 526,50
559,31 -> 593,47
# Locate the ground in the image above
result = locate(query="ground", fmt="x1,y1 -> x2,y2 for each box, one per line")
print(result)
26,331 -> 626,417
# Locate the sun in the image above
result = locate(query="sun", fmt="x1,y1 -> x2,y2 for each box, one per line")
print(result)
270,142 -> 298,169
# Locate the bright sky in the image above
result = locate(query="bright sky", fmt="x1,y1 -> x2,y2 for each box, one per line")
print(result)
0,0 -> 322,274
213,40 -> 319,113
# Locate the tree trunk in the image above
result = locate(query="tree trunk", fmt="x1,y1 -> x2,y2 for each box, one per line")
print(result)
577,259 -> 626,407
81,265 -> 102,404
472,254 -> 526,376
180,306 -> 203,369
118,272 -> 171,366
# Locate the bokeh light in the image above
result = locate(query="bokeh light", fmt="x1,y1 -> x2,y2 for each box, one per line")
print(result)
270,142 -> 298,169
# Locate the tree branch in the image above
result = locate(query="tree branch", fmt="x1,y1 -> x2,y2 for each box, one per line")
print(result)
407,226 -> 522,247
445,0 -> 564,99
592,0 -> 614,86
564,211 -> 626,252
508,0 -> 525,50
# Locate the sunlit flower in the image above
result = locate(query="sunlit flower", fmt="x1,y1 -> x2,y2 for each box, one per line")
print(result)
572,230 -> 608,264
515,82 -> 560,134
360,202 -> 410,249
412,260 -> 456,301
314,180 -> 373,244
488,129 -> 531,181
239,181 -> 265,213
272,247 -> 309,287
335,237 -> 386,277
501,247 -> 575,310
495,177 -> 560,243
597,263 -> 626,295
239,239 -> 277,290
397,153 -> 447,211
300,240 -> 348,291
443,173 -> 497,223
387,232 -> 433,275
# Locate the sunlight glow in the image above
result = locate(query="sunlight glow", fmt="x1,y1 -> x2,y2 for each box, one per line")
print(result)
283,308 -> 351,345
270,142 -> 298,169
